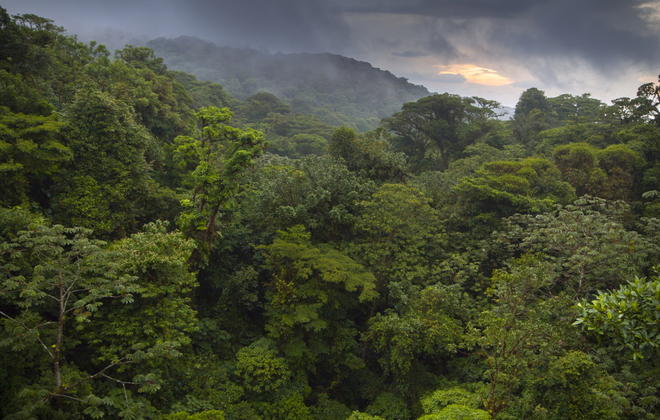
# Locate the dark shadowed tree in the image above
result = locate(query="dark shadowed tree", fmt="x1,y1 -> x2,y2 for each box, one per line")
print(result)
385,94 -> 498,172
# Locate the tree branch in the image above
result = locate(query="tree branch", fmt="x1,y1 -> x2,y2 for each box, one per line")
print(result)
0,310 -> 54,359
47,392 -> 85,403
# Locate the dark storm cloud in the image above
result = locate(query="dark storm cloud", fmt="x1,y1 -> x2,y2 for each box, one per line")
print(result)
428,32 -> 458,57
3,0 -> 659,98
392,51 -> 430,58
343,0 -> 660,68
171,0 -> 351,52
2,0 -> 351,53
389,33 -> 457,60
338,0 -> 542,18
4,0 -> 658,65
495,0 -> 660,67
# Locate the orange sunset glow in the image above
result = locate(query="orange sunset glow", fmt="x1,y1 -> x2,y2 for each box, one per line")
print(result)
436,64 -> 514,86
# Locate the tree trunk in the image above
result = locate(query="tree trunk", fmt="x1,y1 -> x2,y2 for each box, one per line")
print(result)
54,282 -> 65,390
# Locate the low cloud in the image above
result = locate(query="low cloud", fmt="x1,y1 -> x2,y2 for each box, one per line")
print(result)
3,0 -> 658,106
392,51 -> 430,58
433,73 -> 467,84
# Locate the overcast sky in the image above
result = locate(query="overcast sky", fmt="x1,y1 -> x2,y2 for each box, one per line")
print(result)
4,0 -> 660,106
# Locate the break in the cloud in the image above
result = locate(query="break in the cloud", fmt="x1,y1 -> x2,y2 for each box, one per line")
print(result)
342,0 -> 660,104
436,65 -> 513,87
3,0 -> 659,105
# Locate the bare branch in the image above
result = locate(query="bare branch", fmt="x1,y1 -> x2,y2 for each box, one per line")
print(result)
101,373 -> 139,385
47,392 -> 85,403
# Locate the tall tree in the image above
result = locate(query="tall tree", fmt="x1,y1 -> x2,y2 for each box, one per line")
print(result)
385,94 -> 498,172
259,226 -> 377,384
0,220 -> 198,418
173,106 -> 265,254
513,88 -> 553,146
0,224 -> 136,410
53,88 -> 155,237
636,74 -> 660,125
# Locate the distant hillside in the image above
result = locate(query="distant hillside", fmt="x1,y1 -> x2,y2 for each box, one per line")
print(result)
147,36 -> 430,130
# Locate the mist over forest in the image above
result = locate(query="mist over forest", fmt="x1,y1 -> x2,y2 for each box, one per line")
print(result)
148,36 -> 430,130
0,2 -> 659,420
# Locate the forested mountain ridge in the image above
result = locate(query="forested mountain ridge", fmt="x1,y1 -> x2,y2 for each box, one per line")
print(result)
1,6 -> 659,420
147,36 -> 430,130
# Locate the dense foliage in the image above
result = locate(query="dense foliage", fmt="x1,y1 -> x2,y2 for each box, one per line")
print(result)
0,7 -> 658,419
